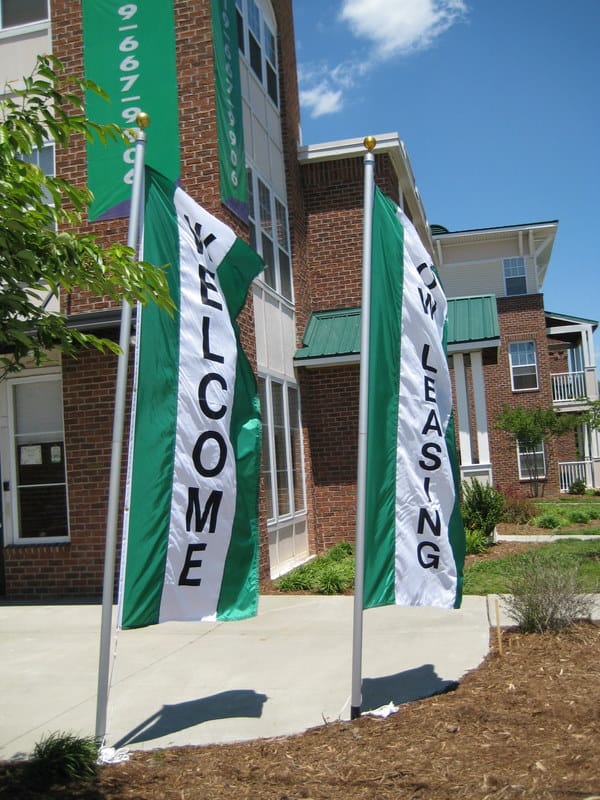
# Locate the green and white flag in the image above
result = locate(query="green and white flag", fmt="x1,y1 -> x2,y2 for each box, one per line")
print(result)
118,168 -> 263,629
363,188 -> 465,610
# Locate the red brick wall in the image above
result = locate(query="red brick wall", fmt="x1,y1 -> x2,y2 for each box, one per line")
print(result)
299,365 -> 359,550
483,294 -> 576,497
301,154 -> 399,312
4,0 -> 303,598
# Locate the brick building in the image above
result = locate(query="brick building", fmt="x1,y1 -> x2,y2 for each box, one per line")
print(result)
0,0 -> 598,600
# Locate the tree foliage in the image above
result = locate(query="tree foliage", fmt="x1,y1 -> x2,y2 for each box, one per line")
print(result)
0,54 -> 172,376
495,405 -> 578,496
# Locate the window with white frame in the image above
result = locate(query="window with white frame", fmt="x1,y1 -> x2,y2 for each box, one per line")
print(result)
258,376 -> 305,522
248,166 -> 292,301
0,0 -> 48,30
236,0 -> 279,106
504,257 -> 527,296
517,440 -> 546,481
509,341 -> 538,391
18,142 -> 55,204
8,374 -> 69,542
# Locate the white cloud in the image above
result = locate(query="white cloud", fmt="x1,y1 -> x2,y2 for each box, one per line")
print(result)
297,0 -> 467,120
300,84 -> 344,118
339,0 -> 467,59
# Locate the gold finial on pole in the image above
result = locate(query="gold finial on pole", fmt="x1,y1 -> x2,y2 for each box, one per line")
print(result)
136,111 -> 151,129
363,136 -> 376,152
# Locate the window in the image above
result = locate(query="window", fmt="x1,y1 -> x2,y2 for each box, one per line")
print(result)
509,341 -> 538,391
19,142 -> 55,204
517,440 -> 546,481
237,0 -> 279,107
504,257 -> 527,296
0,0 -> 48,29
258,376 -> 305,522
248,167 -> 292,301
8,375 -> 69,542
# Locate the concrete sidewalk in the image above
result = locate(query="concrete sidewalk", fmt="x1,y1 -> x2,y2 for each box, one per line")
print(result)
0,595 -> 493,760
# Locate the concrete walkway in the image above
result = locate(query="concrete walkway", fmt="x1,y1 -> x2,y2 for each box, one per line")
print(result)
1,590 -> 597,762
0,595 -> 492,760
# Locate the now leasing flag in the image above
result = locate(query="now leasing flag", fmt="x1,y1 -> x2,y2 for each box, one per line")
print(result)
363,188 -> 465,610
118,168 -> 263,629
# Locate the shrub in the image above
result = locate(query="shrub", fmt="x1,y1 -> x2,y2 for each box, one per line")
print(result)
26,732 -> 98,787
501,495 -> 536,524
465,528 -> 489,555
532,512 -> 561,529
326,541 -> 354,561
276,542 -> 355,594
566,509 -> 592,524
568,478 -> 587,495
461,479 -> 505,537
317,561 -> 354,594
502,552 -> 595,632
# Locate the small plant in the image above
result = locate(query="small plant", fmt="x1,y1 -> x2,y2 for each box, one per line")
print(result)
503,551 -> 595,633
501,494 -> 536,524
531,511 -> 561,529
461,479 -> 504,537
568,478 -> 587,495
26,731 -> 99,787
276,542 -> 355,594
566,509 -> 592,524
465,528 -> 489,555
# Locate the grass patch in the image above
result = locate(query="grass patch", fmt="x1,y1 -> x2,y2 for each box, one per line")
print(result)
276,542 -> 355,594
464,539 -> 600,595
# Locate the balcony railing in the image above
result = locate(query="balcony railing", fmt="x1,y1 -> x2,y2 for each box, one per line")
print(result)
551,371 -> 587,404
558,460 -> 593,492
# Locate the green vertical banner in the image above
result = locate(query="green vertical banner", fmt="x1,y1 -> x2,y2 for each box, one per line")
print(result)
211,0 -> 248,222
82,0 -> 180,221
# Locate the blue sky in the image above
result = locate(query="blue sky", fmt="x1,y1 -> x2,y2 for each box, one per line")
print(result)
292,0 -> 600,369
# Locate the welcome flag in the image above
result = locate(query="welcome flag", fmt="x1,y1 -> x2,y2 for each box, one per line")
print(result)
363,187 -> 465,610
118,168 -> 263,629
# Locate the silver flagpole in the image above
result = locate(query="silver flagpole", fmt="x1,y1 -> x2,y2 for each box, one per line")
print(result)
350,136 -> 376,720
95,112 -> 150,743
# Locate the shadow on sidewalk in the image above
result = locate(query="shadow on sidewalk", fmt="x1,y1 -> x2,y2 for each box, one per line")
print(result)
113,689 -> 268,747
362,663 -> 458,712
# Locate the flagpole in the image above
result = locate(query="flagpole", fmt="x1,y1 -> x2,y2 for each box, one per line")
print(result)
95,113 -> 150,744
350,136 -> 376,720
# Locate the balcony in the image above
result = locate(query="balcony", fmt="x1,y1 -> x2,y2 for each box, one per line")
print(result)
558,460 -> 594,493
551,368 -> 598,409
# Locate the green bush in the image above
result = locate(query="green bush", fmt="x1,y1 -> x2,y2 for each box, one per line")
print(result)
566,509 -> 592,524
461,479 -> 504,536
501,495 -> 536,524
26,732 -> 98,787
502,552 -> 595,633
465,528 -> 489,555
276,542 -> 355,594
568,478 -> 587,495
532,512 -> 561,529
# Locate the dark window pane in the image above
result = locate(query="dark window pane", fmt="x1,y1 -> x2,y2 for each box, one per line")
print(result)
249,33 -> 262,80
267,63 -> 278,105
236,9 -> 244,53
19,484 -> 68,538
279,249 -> 291,299
2,0 -> 47,27
261,234 -> 275,288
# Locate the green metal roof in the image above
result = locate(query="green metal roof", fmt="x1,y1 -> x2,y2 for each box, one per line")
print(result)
295,308 -> 361,361
447,295 -> 500,344
295,296 -> 499,363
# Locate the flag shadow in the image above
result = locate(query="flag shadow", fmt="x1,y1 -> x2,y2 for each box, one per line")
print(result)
112,689 -> 268,748
361,664 -> 458,712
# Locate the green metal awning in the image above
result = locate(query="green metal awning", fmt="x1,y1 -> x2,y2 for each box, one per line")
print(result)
294,296 -> 500,366
446,295 -> 500,346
